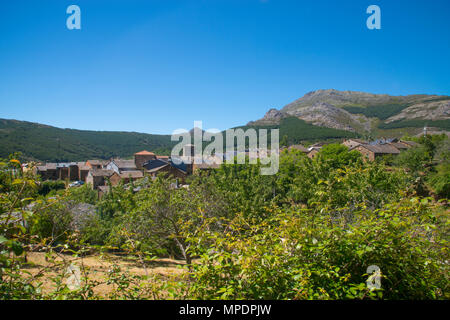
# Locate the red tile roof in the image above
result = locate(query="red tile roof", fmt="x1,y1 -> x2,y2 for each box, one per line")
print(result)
135,150 -> 155,155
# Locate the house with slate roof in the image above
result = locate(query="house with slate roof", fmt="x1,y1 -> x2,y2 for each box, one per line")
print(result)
354,144 -> 401,161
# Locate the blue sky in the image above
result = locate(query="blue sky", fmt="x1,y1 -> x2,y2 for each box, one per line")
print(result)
0,0 -> 449,134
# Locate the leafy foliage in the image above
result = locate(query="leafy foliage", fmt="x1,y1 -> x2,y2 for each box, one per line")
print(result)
38,180 -> 66,196
1,138 -> 449,300
187,199 -> 448,299
428,163 -> 450,199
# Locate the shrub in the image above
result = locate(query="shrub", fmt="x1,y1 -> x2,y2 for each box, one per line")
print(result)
66,184 -> 97,205
28,200 -> 73,242
186,200 -> 449,299
428,163 -> 450,199
38,180 -> 66,196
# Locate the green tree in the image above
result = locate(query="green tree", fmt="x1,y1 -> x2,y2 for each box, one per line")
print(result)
316,144 -> 362,169
395,146 -> 432,174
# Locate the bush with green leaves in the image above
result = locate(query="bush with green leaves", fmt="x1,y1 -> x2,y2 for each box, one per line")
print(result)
28,199 -> 73,243
1,149 -> 449,300
38,180 -> 66,197
104,175 -> 229,263
276,149 -> 407,209
394,146 -> 432,174
315,143 -> 362,169
186,199 -> 449,300
65,183 -> 98,205
428,162 -> 450,199
311,163 -> 408,209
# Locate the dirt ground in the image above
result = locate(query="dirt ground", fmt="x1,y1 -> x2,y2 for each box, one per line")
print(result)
21,251 -> 187,297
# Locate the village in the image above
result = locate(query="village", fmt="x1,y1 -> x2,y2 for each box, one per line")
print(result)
32,137 -> 419,198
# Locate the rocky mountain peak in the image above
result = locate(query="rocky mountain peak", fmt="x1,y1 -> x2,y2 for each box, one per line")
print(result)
247,108 -> 287,126
263,108 -> 286,121
247,89 -> 449,134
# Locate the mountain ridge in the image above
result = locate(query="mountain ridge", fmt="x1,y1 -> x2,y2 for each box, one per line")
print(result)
249,89 -> 450,133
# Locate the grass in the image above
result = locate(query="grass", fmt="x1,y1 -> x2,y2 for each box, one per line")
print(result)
22,251 -> 186,298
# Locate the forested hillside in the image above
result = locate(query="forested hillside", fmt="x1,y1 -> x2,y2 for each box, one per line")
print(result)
0,117 -> 360,161
0,119 -> 175,161
243,117 -> 359,145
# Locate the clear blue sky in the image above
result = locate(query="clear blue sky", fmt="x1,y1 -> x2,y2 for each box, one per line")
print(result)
0,0 -> 449,134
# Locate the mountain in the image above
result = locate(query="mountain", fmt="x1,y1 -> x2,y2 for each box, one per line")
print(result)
0,119 -> 175,162
249,89 -> 450,135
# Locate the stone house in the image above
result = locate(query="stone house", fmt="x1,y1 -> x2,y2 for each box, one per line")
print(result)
307,147 -> 321,159
86,160 -> 109,170
143,158 -> 187,182
354,144 -> 401,161
109,170 -> 144,186
86,169 -> 114,189
388,141 -> 410,151
77,162 -> 91,182
97,185 -> 110,199
35,163 -> 58,180
106,159 -> 137,174
134,150 -> 157,169
342,138 -> 368,149
69,163 -> 79,181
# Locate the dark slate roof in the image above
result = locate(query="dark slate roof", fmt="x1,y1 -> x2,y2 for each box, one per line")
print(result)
369,138 -> 398,146
400,140 -> 419,147
146,164 -> 170,173
90,169 -> 114,177
37,163 -> 57,171
87,160 -> 109,166
57,162 -> 77,168
359,144 -> 400,154
288,144 -> 309,153
119,171 -> 144,179
144,158 -> 188,174
311,142 -> 325,147
169,159 -> 188,173
389,142 -> 409,150
113,159 -> 137,170
345,138 -> 368,144
143,159 -> 170,171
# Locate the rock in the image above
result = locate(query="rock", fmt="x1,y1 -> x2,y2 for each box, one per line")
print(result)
247,108 -> 287,125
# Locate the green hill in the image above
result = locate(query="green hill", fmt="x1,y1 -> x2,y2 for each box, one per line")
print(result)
241,117 -> 359,145
0,117 -> 360,162
0,119 -> 175,162
378,119 -> 450,130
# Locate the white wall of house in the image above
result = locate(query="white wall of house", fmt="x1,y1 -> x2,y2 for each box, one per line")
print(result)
105,161 -> 120,174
